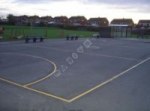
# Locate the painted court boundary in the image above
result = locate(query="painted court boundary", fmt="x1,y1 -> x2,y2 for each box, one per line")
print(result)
0,52 -> 57,86
0,55 -> 149,103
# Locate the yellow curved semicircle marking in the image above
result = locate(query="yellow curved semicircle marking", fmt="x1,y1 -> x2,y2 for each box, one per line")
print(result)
0,52 -> 57,87
0,53 -> 149,103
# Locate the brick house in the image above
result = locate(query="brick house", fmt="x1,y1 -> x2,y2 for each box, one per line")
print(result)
88,17 -> 109,27
53,16 -> 69,25
110,18 -> 134,27
29,15 -> 40,25
137,20 -> 150,28
40,16 -> 53,25
69,16 -> 88,26
15,15 -> 52,25
16,15 -> 30,25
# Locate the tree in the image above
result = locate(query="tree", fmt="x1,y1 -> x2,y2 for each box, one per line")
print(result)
7,14 -> 16,25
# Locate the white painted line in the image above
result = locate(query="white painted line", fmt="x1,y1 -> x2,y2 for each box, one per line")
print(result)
83,53 -> 137,61
18,44 -> 137,61
68,57 -> 150,102
0,54 -> 149,103
89,46 -> 100,49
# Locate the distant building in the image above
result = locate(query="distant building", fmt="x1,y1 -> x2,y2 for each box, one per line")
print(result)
137,20 -> 150,28
29,15 -> 40,24
110,18 -> 134,27
69,16 -> 87,26
88,17 -> 109,27
53,16 -> 68,25
15,15 -> 53,26
110,18 -> 134,38
40,16 -> 53,25
15,15 -> 29,25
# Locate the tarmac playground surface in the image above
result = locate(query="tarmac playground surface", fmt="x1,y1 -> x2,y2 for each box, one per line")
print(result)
0,38 -> 150,111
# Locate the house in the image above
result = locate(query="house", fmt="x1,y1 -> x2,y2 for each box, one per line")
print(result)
110,18 -> 134,27
69,16 -> 87,26
29,15 -> 40,25
88,17 -> 109,27
40,16 -> 53,25
137,20 -> 150,28
53,16 -> 68,25
110,18 -> 134,37
15,15 -> 29,25
15,15 -> 53,26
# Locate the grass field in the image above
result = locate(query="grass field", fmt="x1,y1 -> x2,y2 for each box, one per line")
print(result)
1,25 -> 149,40
0,25 -> 96,40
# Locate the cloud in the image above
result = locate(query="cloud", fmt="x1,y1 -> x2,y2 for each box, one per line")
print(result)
85,0 -> 150,5
7,0 -> 150,5
0,8 -> 9,11
0,0 -> 149,22
13,0 -> 49,4
13,0 -> 70,4
10,0 -> 150,9
83,0 -> 150,14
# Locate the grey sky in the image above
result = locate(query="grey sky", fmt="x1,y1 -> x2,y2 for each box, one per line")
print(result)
12,0 -> 150,13
0,0 -> 149,23
88,0 -> 150,4
14,0 -> 150,5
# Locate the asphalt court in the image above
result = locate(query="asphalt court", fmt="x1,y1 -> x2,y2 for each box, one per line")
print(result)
0,38 -> 150,104
0,53 -> 55,84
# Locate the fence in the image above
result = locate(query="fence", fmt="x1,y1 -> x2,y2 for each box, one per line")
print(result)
1,26 -> 46,40
99,26 -> 149,38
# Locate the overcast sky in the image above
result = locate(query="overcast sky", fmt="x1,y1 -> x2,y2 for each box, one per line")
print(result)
0,0 -> 150,23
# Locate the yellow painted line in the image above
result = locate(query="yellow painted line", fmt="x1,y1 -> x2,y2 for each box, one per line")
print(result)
24,86 -> 69,103
24,59 -> 57,87
68,57 -> 150,102
0,77 -> 69,103
1,52 -> 149,103
0,77 -> 23,87
0,52 -> 57,87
